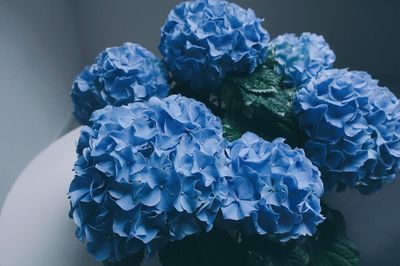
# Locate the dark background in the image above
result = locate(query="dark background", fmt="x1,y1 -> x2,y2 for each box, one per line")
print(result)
75,0 -> 400,91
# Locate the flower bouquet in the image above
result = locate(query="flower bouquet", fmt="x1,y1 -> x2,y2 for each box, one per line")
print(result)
68,0 -> 400,265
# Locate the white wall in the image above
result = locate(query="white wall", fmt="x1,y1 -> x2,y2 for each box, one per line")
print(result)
0,0 -> 84,205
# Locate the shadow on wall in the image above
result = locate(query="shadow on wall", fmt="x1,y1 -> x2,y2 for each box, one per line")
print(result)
0,0 -> 84,207
72,0 -> 400,93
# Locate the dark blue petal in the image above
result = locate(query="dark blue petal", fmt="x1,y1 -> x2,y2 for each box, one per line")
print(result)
294,68 -> 400,194
71,42 -> 169,124
159,0 -> 269,91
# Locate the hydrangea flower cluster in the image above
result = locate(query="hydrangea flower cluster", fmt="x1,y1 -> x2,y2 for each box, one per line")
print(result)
71,42 -> 169,124
294,69 -> 400,194
268,32 -> 336,88
66,0 -> 400,264
68,94 -> 326,261
159,0 -> 270,91
221,132 -> 324,241
68,95 -> 228,261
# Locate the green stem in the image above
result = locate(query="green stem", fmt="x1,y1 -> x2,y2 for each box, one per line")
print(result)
195,236 -> 212,266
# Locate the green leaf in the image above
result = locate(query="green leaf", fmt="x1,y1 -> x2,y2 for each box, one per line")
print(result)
227,64 -> 294,119
222,64 -> 307,148
245,251 -> 274,266
329,243 -> 358,264
324,251 -> 354,266
121,207 -> 359,266
102,250 -> 144,266
232,64 -> 281,95
288,246 -> 309,266
159,229 -> 246,266
306,206 -> 360,266
222,115 -> 244,141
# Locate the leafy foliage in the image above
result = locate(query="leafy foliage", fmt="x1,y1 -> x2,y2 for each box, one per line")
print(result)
159,229 -> 246,266
102,250 -> 144,266
157,206 -> 359,266
221,64 -> 307,147
172,64 -> 306,146
240,236 -> 309,266
222,115 -> 245,142
230,64 -> 291,117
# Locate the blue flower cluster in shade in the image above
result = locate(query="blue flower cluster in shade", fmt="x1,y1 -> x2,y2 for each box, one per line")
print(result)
71,42 -> 169,124
68,95 -> 325,261
221,132 -> 324,241
294,69 -> 400,194
69,95 -> 228,261
159,0 -> 269,91
268,32 -> 335,88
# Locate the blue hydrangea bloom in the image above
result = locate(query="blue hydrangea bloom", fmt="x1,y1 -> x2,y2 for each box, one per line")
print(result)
221,132 -> 324,241
268,32 -> 335,88
71,42 -> 169,124
294,69 -> 400,194
68,95 -> 228,261
159,0 -> 269,91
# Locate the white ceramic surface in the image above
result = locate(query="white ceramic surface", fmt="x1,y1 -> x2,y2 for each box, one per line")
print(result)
0,128 -> 99,266
0,128 -> 160,266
